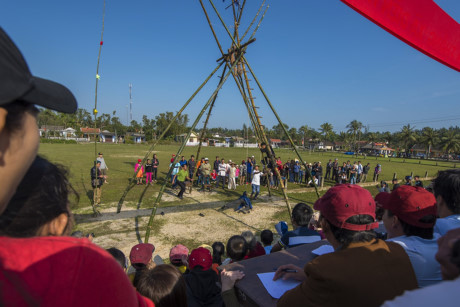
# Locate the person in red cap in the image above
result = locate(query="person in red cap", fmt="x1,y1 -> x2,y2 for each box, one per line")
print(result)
130,243 -> 156,287
0,27 -> 153,306
379,185 -> 442,287
184,247 -> 223,306
169,244 -> 189,273
275,184 -> 418,307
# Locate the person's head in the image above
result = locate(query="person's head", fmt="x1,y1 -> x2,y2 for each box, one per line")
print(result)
216,156 -> 219,160
380,181 -> 387,187
260,230 -> 274,246
136,264 -> 187,307
221,158 -> 225,163
291,203 -> 314,228
241,230 -> 257,251
435,228 -> 460,280
98,152 -> 103,157
392,178 -> 398,184
204,158 -> 209,164
254,165 -> 259,171
314,184 -> 378,249
188,247 -> 212,271
169,244 -> 189,267
181,164 -> 187,171
153,154 -> 157,158
181,156 -> 185,160
146,159 -> 151,164
405,176 -> 412,183
106,247 -> 128,271
130,243 -> 155,270
0,28 -> 77,213
380,185 -> 437,240
211,241 -> 225,265
96,160 -> 101,168
137,159 -> 142,163
0,156 -> 77,237
191,155 -> 195,160
226,235 -> 248,261
433,169 -> 460,217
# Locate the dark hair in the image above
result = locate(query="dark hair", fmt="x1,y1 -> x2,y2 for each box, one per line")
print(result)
211,242 -> 225,265
226,235 -> 248,261
0,156 -> 77,237
325,215 -> 377,249
386,210 -> 435,240
241,231 -> 256,250
261,230 -> 274,246
451,239 -> 460,272
133,264 -> 147,288
136,264 -> 187,307
106,247 -> 127,269
292,203 -> 314,227
433,169 -> 460,214
3,101 -> 39,133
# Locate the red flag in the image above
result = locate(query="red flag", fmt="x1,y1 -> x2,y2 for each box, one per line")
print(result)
341,0 -> 460,72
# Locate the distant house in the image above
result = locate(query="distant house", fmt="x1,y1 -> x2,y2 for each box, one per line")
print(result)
360,142 -> 395,156
40,125 -> 64,137
269,138 -> 282,148
176,132 -> 199,144
411,144 -> 443,158
318,141 -> 334,151
333,141 -> 346,151
125,132 -> 146,143
81,127 -> 101,141
100,130 -> 116,143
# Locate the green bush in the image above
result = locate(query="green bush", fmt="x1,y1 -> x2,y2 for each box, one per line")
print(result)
40,138 -> 77,144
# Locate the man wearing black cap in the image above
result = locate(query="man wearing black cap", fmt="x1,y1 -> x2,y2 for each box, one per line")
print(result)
0,27 -> 154,306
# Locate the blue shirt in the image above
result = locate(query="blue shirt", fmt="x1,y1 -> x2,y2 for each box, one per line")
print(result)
279,227 -> 321,249
264,246 -> 272,254
387,234 -> 442,288
434,214 -> 460,236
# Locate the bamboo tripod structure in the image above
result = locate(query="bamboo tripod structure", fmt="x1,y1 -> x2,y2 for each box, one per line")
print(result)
114,0 -> 321,243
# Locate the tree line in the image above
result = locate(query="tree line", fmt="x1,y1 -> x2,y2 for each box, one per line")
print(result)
38,109 -> 460,156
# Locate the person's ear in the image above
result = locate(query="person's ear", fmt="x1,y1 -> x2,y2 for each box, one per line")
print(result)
391,215 -> 400,229
40,213 -> 69,236
0,108 -> 7,133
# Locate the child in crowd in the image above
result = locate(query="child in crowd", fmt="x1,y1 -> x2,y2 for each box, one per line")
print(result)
414,175 -> 423,187
129,243 -> 156,287
106,247 -> 128,272
169,244 -> 189,274
261,229 -> 274,254
307,212 -> 326,240
145,159 -> 153,185
211,241 -> 225,274
235,165 -> 240,186
242,230 -> 266,259
228,162 -> 237,190
135,159 -> 144,185
210,169 -> 217,183
226,235 -> 249,262
239,160 -> 247,186
136,264 -> 187,307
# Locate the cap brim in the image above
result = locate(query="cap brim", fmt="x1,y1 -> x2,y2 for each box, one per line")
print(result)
22,76 -> 77,113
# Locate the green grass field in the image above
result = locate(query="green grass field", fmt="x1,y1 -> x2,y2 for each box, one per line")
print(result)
38,142 -> 456,214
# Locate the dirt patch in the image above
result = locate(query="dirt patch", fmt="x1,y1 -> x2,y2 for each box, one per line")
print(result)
75,193 -> 288,261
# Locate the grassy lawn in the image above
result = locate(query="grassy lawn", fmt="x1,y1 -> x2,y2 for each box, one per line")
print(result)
38,143 -> 456,214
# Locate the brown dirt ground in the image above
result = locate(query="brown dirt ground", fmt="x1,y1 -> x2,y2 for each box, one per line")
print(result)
74,189 -> 288,261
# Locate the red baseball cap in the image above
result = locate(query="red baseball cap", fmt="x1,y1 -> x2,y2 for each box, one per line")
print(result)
379,185 -> 437,228
169,244 -> 189,265
375,192 -> 391,208
137,159 -> 142,163
188,247 -> 212,271
130,243 -> 155,268
314,184 -> 379,231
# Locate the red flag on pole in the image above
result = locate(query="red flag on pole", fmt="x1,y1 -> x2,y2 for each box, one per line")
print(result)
341,0 -> 460,72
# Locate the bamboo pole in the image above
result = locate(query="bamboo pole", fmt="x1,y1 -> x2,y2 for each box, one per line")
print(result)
116,61 -> 224,213
145,53 -> 243,243
240,0 -> 265,41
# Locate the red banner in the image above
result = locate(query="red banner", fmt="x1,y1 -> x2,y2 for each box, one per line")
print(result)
341,0 -> 460,72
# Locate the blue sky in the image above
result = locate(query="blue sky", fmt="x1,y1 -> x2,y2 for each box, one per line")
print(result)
3,0 -> 460,133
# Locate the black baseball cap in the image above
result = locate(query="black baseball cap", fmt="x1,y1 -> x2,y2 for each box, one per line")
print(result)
0,27 -> 77,113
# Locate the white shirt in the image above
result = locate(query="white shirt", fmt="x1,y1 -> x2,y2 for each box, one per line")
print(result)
382,276 -> 460,307
434,214 -> 460,236
251,171 -> 261,185
218,163 -> 228,176
387,234 -> 442,287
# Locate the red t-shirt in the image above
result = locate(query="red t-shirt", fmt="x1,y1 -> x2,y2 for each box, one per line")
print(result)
244,241 -> 266,259
0,236 -> 154,307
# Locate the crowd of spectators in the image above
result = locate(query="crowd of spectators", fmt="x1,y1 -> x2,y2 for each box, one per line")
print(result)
2,27 -> 460,306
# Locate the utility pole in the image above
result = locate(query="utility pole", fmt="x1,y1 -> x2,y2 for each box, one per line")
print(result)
129,83 -> 133,123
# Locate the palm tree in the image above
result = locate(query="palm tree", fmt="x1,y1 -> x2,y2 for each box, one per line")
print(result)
399,124 -> 417,153
298,125 -> 310,148
440,129 -> 460,161
346,120 -> 363,152
319,122 -> 334,142
420,127 -> 439,158
366,132 -> 377,143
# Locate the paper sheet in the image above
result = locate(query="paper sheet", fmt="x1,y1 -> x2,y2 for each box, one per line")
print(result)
257,272 -> 301,299
311,245 -> 334,256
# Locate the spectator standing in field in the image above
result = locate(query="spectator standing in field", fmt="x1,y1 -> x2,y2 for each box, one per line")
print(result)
373,163 -> 382,182
179,155 -> 187,167
315,161 -> 323,186
216,158 -> 228,189
152,154 -> 159,182
246,157 -> 253,184
251,165 -> 262,199
170,160 -> 181,189
405,176 -> 413,186
135,159 -> 144,185
173,165 -> 190,199
379,186 -> 442,287
414,175 -> 423,187
392,178 -> 400,191
275,184 -> 418,306
349,163 -> 357,185
433,169 -> 460,235
228,162 -> 237,190
145,159 -> 153,185
379,181 -> 391,193
213,156 -> 220,173
91,160 -> 104,205
97,152 -> 109,184
362,162 -> 370,182
195,157 -> 204,186
188,155 -> 196,180
271,203 -> 321,252
357,161 -> 363,183
332,158 -> 339,181
239,160 -> 247,186
293,161 -> 300,184
325,159 -> 333,180
199,158 -> 212,189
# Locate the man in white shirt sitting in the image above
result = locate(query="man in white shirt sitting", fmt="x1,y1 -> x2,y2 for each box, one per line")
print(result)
379,185 -> 442,287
